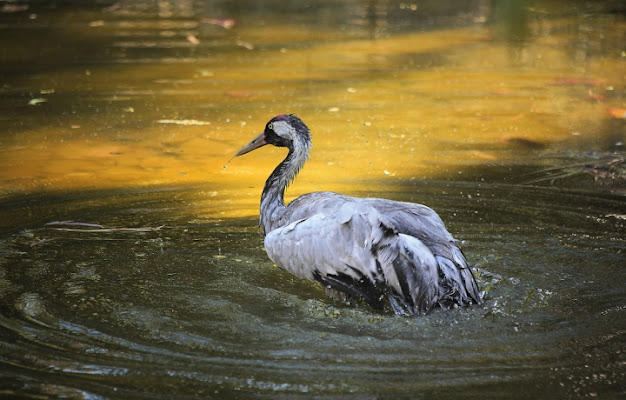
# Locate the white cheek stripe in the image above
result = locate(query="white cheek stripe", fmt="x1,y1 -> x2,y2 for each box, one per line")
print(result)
272,120 -> 293,139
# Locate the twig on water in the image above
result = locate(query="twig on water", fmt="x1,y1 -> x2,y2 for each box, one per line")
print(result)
46,221 -> 105,228
44,221 -> 164,233
30,238 -> 56,247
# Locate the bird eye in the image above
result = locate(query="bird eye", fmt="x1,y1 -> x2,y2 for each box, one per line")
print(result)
268,123 -> 273,130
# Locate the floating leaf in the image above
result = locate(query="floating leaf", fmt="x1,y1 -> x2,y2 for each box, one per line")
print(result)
202,18 -> 237,29
1,4 -> 29,13
186,34 -> 199,45
28,98 -> 47,106
236,40 -> 254,50
157,119 -> 211,126
608,108 -> 626,119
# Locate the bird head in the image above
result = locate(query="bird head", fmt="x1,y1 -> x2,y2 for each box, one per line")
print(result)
233,114 -> 310,157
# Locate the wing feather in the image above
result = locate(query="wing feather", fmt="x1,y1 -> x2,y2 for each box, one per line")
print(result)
265,201 -> 445,314
263,191 -> 480,315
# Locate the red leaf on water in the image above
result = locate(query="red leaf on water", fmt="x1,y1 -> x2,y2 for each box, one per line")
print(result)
608,108 -> 626,119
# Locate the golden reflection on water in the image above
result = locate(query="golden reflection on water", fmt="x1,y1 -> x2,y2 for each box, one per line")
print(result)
0,4 -> 623,221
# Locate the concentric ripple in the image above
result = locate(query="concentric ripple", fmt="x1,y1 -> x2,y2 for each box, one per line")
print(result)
0,181 -> 624,398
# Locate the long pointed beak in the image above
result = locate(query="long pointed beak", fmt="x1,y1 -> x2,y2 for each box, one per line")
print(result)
233,132 -> 267,157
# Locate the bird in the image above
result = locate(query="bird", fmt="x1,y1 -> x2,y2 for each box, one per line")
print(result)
231,114 -> 480,315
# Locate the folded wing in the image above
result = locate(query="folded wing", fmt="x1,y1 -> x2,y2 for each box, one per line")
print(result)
264,201 -> 448,314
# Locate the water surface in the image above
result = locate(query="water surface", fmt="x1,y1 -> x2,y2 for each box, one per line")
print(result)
0,1 -> 624,398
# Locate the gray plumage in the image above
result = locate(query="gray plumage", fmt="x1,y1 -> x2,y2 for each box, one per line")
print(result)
233,114 -> 480,315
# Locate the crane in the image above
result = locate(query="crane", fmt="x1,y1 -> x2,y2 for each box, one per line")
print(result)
232,114 -> 480,315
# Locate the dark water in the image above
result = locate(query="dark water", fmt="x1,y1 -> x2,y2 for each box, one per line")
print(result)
1,1 -> 625,399
1,175 -> 624,399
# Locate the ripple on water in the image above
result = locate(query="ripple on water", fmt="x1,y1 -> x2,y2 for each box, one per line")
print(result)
0,182 -> 624,398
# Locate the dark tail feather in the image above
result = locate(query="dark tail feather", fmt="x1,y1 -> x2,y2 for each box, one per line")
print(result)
435,252 -> 480,309
312,270 -> 386,311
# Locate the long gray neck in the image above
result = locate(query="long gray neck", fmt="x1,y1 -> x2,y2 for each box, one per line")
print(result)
260,142 -> 309,235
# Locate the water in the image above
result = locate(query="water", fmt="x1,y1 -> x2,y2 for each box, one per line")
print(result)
1,181 -> 624,398
1,1 -> 624,399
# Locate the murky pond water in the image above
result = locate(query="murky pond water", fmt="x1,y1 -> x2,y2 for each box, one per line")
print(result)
1,181 -> 624,398
1,1 -> 624,398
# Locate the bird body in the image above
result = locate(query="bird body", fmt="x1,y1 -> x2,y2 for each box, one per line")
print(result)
233,114 -> 480,315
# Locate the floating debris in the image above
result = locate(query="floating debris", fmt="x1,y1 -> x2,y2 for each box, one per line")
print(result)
1,4 -> 29,13
28,98 -> 47,106
44,221 -> 163,233
46,221 -> 105,229
157,119 -> 211,126
202,18 -> 237,29
186,34 -> 200,45
236,40 -> 254,50
30,238 -> 56,247
520,154 -> 625,191
608,108 -> 626,119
